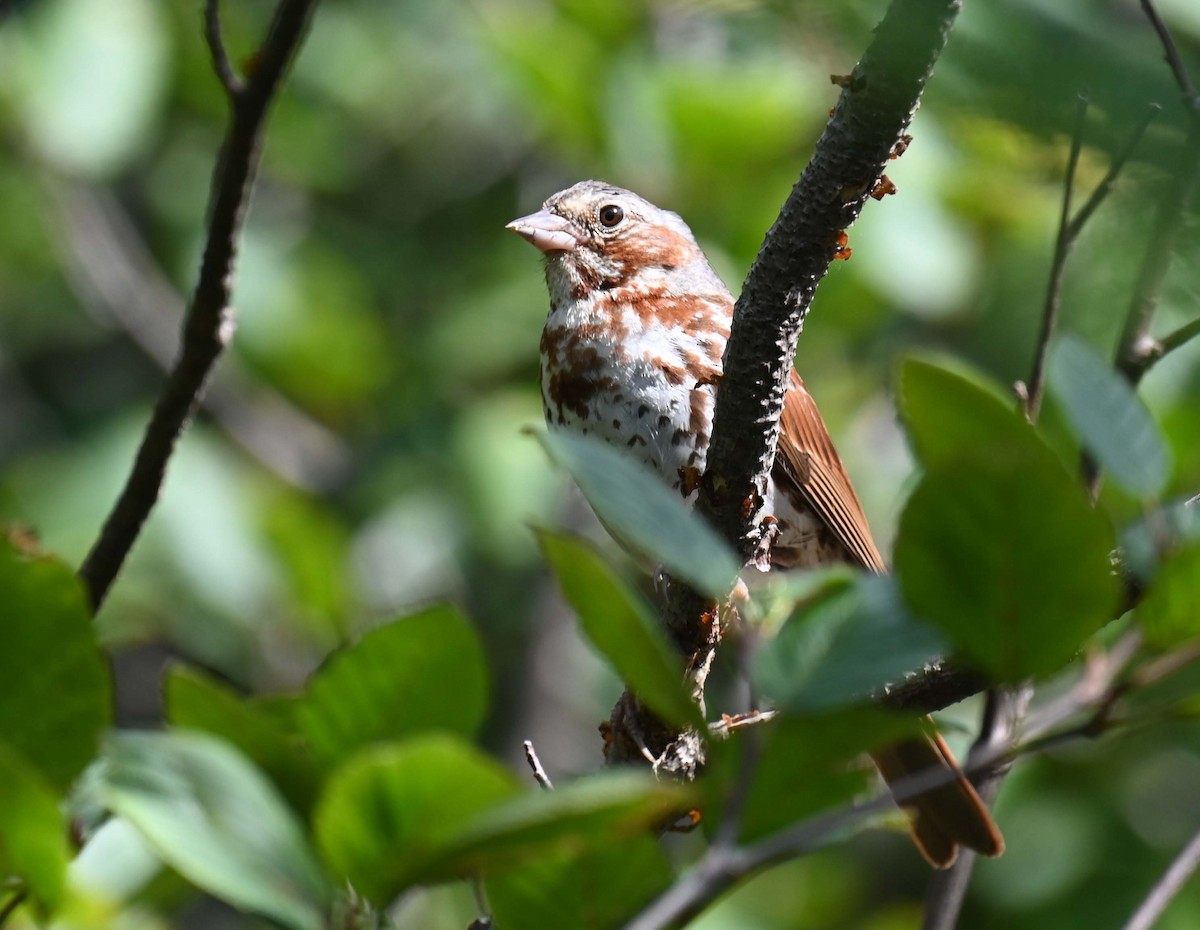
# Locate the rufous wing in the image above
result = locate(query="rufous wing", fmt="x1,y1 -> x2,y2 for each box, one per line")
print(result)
774,371 -> 886,573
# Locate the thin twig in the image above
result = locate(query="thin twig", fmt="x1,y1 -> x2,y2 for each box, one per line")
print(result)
1139,0 -> 1199,105
522,740 -> 554,790
78,0 -> 321,612
1157,316 -> 1200,357
1025,99 -> 1160,420
1025,93 -> 1089,421
1120,826 -> 1200,930
204,0 -> 244,98
1066,104 -> 1161,240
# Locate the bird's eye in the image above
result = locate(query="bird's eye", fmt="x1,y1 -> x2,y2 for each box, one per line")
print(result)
598,204 -> 624,228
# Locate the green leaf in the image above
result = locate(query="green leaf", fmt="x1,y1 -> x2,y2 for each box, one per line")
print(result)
538,530 -> 703,730
704,708 -> 922,844
449,770 -> 692,872
1138,545 -> 1200,650
314,735 -> 520,904
755,575 -> 949,712
0,741 -> 70,913
899,355 -> 1042,470
894,453 -> 1119,681
98,730 -> 330,930
487,836 -> 672,930
533,429 -> 740,599
298,605 -> 488,767
0,538 -> 111,789
1048,335 -> 1170,498
165,665 -> 318,813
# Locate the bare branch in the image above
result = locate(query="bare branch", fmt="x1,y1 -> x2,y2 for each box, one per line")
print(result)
522,740 -> 554,791
609,0 -> 967,774
1025,93 -> 1089,421
204,0 -> 244,98
1158,316 -> 1200,357
1120,826 -> 1200,930
1139,0 -> 1199,106
78,0 -> 321,612
1067,104 -> 1161,240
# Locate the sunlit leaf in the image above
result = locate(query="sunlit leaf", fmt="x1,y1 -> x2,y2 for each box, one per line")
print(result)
298,605 -> 488,767
0,741 -> 70,913
895,454 -> 1119,681
0,538 -> 111,789
538,530 -> 703,730
98,731 -> 330,930
1048,334 -> 1170,498
898,355 -> 1042,470
449,770 -> 691,872
166,665 -> 318,813
314,736 -> 520,904
534,430 -> 740,599
755,575 -> 949,712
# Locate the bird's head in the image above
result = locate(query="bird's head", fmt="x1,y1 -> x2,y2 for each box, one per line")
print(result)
506,180 -> 718,303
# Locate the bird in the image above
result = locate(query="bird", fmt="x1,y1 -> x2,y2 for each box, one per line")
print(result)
507,179 -> 1003,868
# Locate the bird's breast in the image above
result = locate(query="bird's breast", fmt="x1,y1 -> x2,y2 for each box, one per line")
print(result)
539,299 -> 721,488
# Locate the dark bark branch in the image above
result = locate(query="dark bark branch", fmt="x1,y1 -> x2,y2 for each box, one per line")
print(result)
607,0 -> 967,774
699,0 -> 962,565
78,0 -> 320,612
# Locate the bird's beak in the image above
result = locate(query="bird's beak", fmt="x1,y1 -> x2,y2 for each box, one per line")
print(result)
506,210 -> 580,253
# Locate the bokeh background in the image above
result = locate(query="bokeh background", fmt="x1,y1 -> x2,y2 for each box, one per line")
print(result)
2,0 -> 1200,926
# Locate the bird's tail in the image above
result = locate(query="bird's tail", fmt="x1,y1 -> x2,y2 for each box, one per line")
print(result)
870,722 -> 1005,869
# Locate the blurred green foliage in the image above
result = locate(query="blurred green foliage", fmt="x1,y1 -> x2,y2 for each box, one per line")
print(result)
2,0 -> 1200,927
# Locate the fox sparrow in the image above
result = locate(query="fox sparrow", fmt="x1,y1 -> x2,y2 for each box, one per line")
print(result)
508,180 -> 1003,867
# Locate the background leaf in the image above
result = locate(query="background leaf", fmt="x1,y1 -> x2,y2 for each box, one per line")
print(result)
0,538 -> 111,789
538,530 -> 703,729
534,430 -> 740,599
298,605 -> 488,767
98,730 -> 331,930
1048,334 -> 1171,498
314,735 -> 520,905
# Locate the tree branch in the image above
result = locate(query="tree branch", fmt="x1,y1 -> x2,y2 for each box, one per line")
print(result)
77,0 -> 321,612
1024,99 -> 1158,420
700,0 -> 962,564
607,0 -> 966,773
